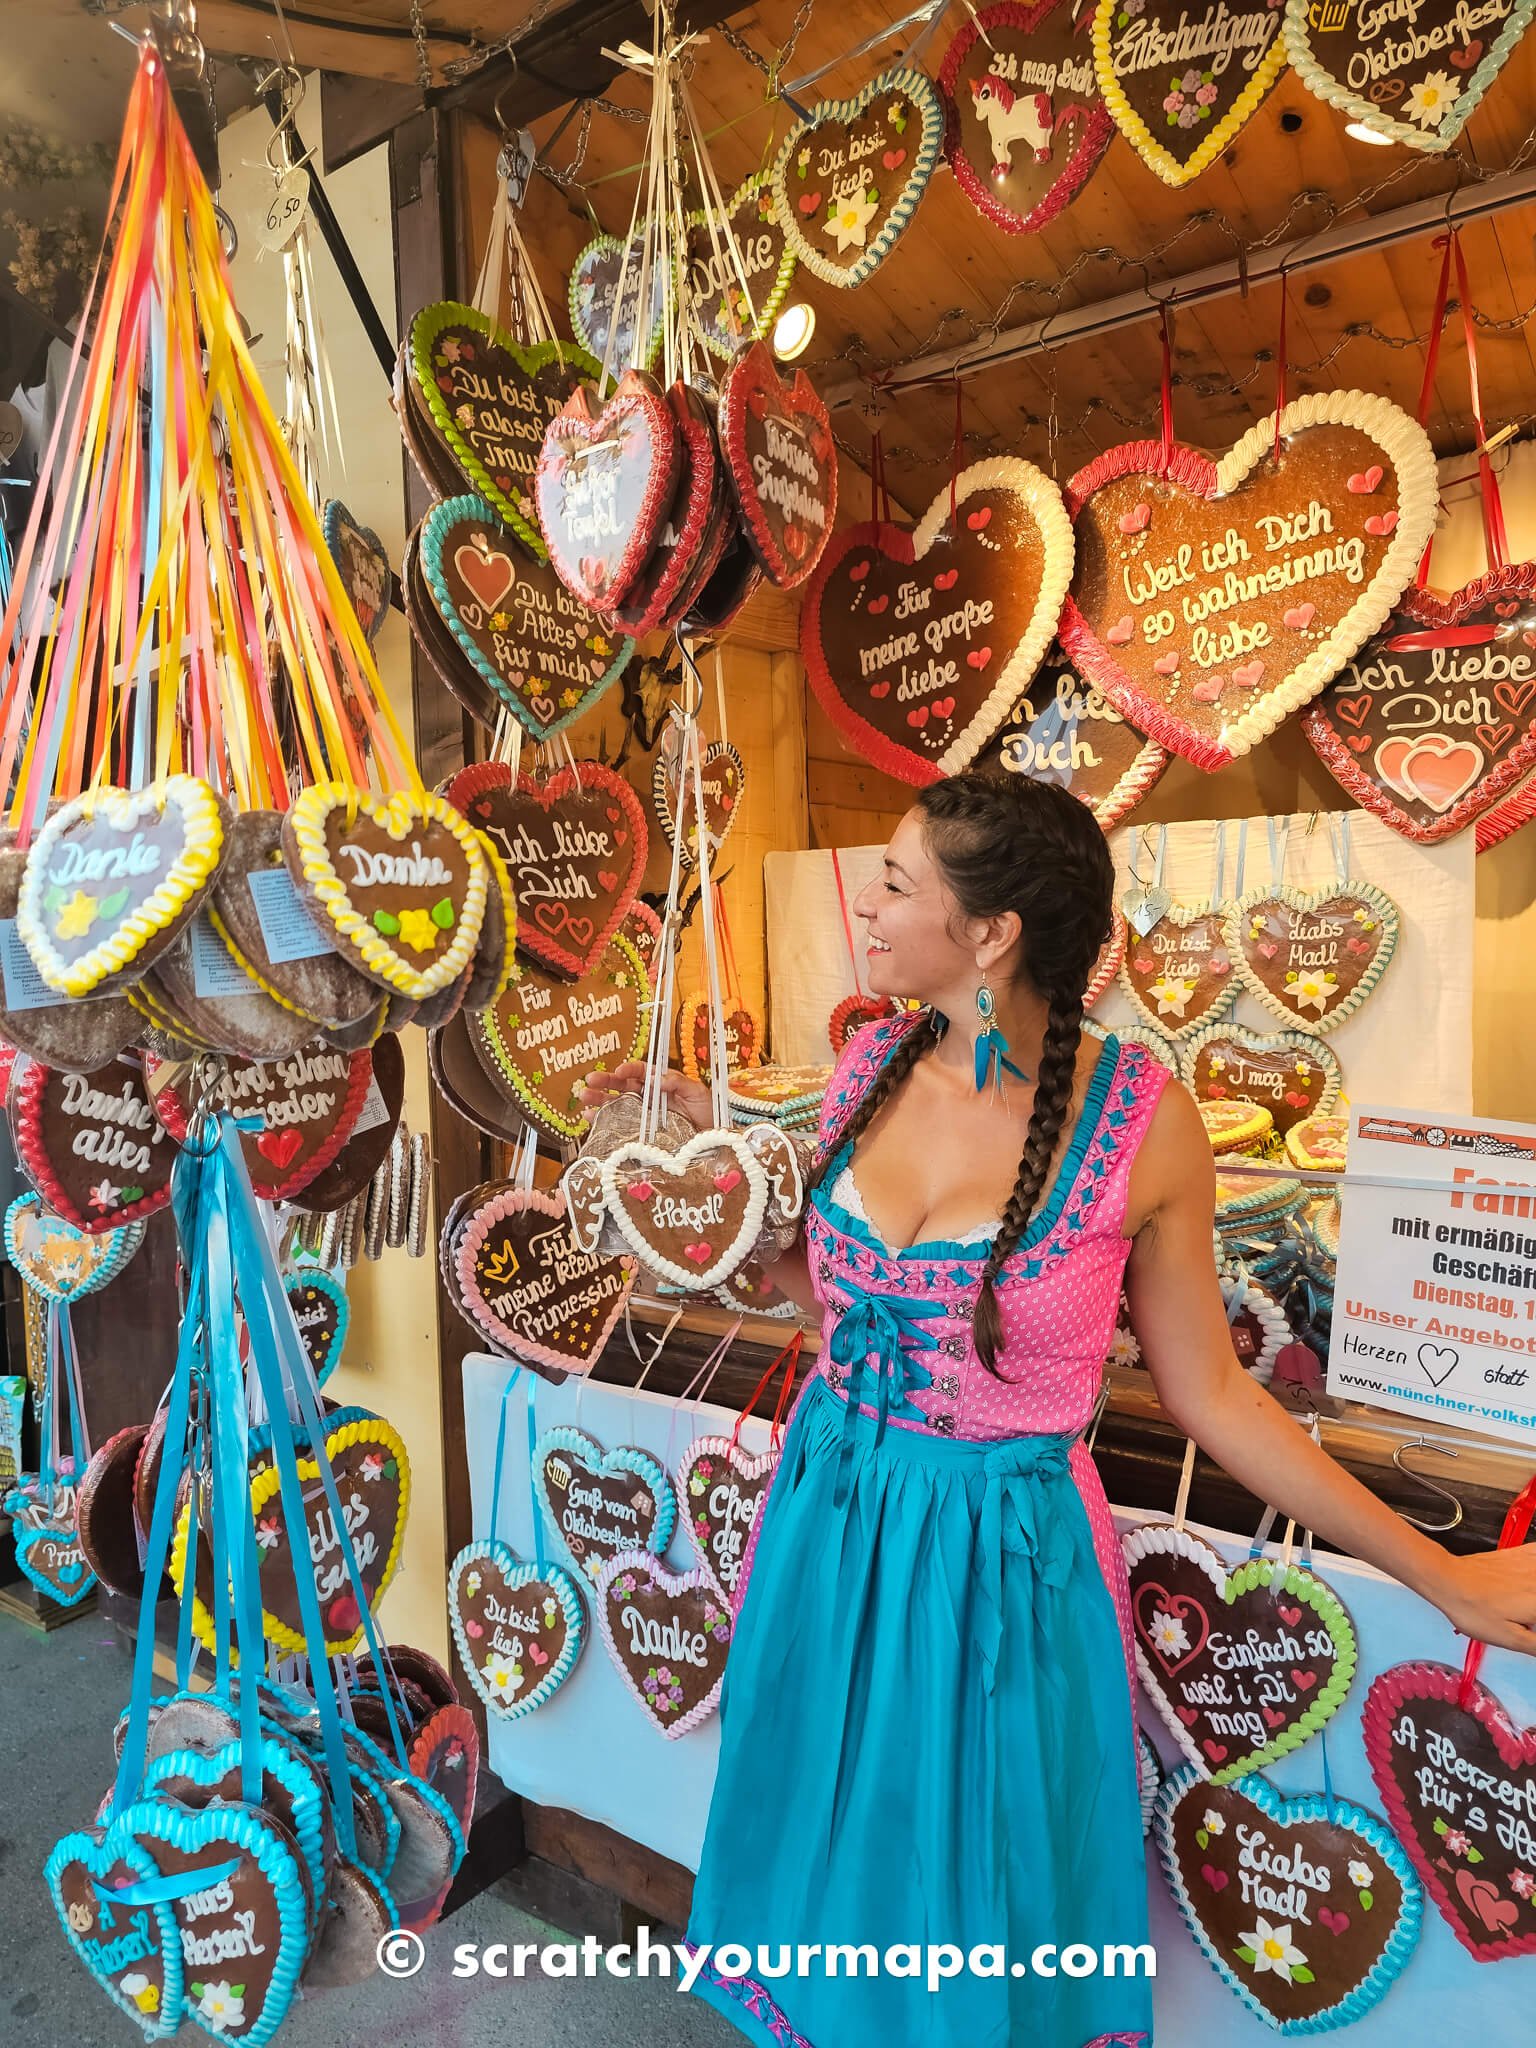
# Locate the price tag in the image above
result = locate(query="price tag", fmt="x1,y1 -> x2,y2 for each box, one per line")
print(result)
190,914 -> 257,998
352,1072 -> 392,1138
247,867 -> 337,963
0,919 -> 109,1009
261,167 -> 310,253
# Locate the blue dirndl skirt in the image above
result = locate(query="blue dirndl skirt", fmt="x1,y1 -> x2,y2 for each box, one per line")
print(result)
685,1373 -> 1154,2048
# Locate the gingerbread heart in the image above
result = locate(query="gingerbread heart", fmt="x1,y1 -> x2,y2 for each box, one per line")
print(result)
418,494 -> 635,740
144,1041 -> 372,1202
535,370 -> 680,612
1060,394 -> 1440,770
283,1270 -> 349,1387
1225,883 -> 1399,1034
17,777 -> 229,998
675,1436 -> 778,1605
469,933 -> 648,1142
829,993 -> 901,1053
11,1052 -> 175,1231
1183,1023 -> 1341,1134
1124,1522 -> 1357,1781
45,1826 -> 183,2039
679,991 -> 763,1086
453,1185 -> 637,1373
1093,0 -> 1286,186
1154,1766 -> 1422,2029
283,784 -> 488,1001
119,1795 -> 310,2046
447,1538 -> 586,1719
1302,564 -> 1536,841
1363,1660 -> 1536,1960
979,645 -> 1169,826
171,1415 -> 410,1660
140,1737 -> 330,1936
322,499 -> 391,648
1480,761 -> 1536,853
770,64 -> 945,289
1282,0 -> 1535,150
718,340 -> 837,589
713,1257 -> 799,1321
608,384 -> 724,639
939,0 -> 1114,232
408,1704 -> 480,1842
12,1489 -> 96,1605
802,458 -> 1074,787
594,1548 -> 733,1737
4,1191 -> 143,1300
532,1426 -> 676,1584
1118,901 -> 1238,1037
652,740 -> 744,870
1085,910 -> 1128,1010
567,231 -> 667,371
444,759 -> 646,981
602,1133 -> 769,1291
683,173 -> 798,360
407,303 -> 600,553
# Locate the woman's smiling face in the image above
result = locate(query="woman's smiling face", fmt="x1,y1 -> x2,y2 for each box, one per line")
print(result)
851,808 -> 985,1004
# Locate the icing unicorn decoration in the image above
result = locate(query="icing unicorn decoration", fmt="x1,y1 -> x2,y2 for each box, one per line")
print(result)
971,72 -> 1056,169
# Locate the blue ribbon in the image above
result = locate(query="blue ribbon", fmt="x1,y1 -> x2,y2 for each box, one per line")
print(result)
96,1860 -> 240,1908
487,1366 -> 523,1540
826,1286 -> 947,1508
526,1379 -> 550,1574
975,1434 -> 1079,1695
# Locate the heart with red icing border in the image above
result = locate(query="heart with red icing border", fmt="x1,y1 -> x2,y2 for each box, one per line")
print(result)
717,340 -> 836,589
678,990 -> 763,1086
144,1042 -> 372,1203
535,370 -> 679,612
11,1052 -> 175,1232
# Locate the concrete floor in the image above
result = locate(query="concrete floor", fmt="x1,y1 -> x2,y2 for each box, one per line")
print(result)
0,1613 -> 740,2047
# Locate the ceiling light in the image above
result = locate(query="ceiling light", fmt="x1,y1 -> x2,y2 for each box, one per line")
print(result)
773,301 -> 816,361
1345,120 -> 1394,145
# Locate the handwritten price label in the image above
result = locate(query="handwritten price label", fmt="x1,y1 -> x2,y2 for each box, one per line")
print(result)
261,167 -> 309,252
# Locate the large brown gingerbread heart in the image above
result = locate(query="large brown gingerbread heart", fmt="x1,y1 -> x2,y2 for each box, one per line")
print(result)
1225,884 -> 1399,1035
718,340 -> 837,589
535,371 -> 680,613
977,645 -> 1169,827
1119,902 -> 1237,1038
601,1133 -> 769,1293
11,1052 -> 176,1232
1060,394 -> 1439,770
1183,1023 -> 1341,1135
143,1041 -> 373,1203
1302,563 -> 1536,843
802,459 -> 1074,787
453,1185 -> 637,1374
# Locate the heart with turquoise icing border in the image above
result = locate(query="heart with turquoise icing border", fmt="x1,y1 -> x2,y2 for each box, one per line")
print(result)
568,231 -> 668,371
770,64 -> 946,290
5,1191 -> 144,1302
682,172 -> 799,360
1154,1764 -> 1422,2030
282,1268 -> 349,1388
13,1490 -> 97,1605
45,1824 -> 185,2039
141,1737 -> 331,1938
117,1795 -> 311,2047
332,1721 -> 466,1928
1282,0 -> 1536,152
448,1536 -> 587,1720
408,303 -> 601,555
418,494 -> 634,742
533,1426 -> 676,1585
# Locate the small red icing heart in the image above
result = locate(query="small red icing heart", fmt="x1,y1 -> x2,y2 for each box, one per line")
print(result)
797,192 -> 822,216
907,706 -> 930,728
1283,602 -> 1317,630
1232,659 -> 1265,688
257,1129 -> 304,1170
848,560 -> 870,582
684,1242 -> 713,1264
1106,615 -> 1135,647
933,696 -> 956,718
1153,650 -> 1180,675
867,593 -> 889,613
1365,511 -> 1398,537
966,507 -> 992,530
1192,676 -> 1224,702
1201,1864 -> 1229,1891
965,646 -> 992,669
934,568 -> 959,589
869,681 -> 891,698
882,147 -> 906,170
1119,502 -> 1151,535
628,1181 -> 655,1202
1348,465 -> 1384,494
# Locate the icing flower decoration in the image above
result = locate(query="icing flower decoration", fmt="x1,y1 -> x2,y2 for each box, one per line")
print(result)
1443,1828 -> 1471,1857
360,1452 -> 385,1483
824,188 -> 879,254
455,403 -> 477,429
796,145 -> 811,176
1147,1607 -> 1190,1661
1202,1808 -> 1226,1836
192,1982 -> 247,2031
395,906 -> 444,956
88,1180 -> 122,1212
1286,971 -> 1336,1016
465,1570 -> 481,1596
255,1514 -> 281,1550
54,890 -> 100,941
887,101 -> 908,133
1347,1859 -> 1373,1889
1150,973 -> 1197,1018
1237,1919 -> 1309,1984
1511,1869 -> 1535,1899
440,337 -> 465,363
643,1665 -> 685,1710
483,1652 -> 522,1705
121,1973 -> 159,2015
490,611 -> 510,631
1405,69 -> 1461,127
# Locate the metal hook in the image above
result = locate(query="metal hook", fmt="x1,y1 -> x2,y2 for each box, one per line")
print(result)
213,203 -> 238,262
1392,1437 -> 1464,1533
491,57 -> 521,139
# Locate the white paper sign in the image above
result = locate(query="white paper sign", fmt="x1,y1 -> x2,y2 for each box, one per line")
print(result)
1328,1102 -> 1536,1446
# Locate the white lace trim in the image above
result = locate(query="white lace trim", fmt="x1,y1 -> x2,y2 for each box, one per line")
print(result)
829,1163 -> 1001,1253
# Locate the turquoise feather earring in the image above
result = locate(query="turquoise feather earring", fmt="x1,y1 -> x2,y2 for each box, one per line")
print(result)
973,979 -> 1028,1095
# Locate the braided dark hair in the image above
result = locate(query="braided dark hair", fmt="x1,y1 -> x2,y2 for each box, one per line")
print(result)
813,771 -> 1115,1373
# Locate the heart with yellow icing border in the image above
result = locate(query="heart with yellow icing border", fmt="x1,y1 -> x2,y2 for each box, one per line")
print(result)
283,784 -> 488,1002
1092,0 -> 1287,188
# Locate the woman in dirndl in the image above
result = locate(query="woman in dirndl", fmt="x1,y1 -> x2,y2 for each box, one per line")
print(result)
584,769 -> 1536,2048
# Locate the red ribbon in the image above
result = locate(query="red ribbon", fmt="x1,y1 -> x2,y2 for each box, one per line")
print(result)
950,378 -> 964,528
728,1327 -> 803,1455
1158,302 -> 1175,474
1412,233 -> 1457,592
868,420 -> 892,535
1450,228 -> 1508,575
1458,1469 -> 1536,1708
831,847 -> 862,994
1273,272 -> 1288,469
1385,623 -> 1497,654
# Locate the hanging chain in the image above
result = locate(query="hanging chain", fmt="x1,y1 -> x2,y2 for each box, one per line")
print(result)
408,0 -> 432,94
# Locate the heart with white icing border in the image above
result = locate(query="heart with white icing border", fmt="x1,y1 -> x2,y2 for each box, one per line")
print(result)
1154,1765 -> 1422,2029
1183,1022 -> 1341,1134
678,990 -> 763,1086
283,784 -> 488,1002
4,1190 -> 143,1300
1060,393 -> 1439,770
1224,882 -> 1399,1035
17,777 -> 229,998
801,458 -> 1074,787
601,1133 -> 769,1291
1118,901 -> 1238,1038
447,1538 -> 586,1719
594,1548 -> 734,1738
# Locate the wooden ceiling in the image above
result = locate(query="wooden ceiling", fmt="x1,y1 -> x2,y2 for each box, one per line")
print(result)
509,0 -> 1536,505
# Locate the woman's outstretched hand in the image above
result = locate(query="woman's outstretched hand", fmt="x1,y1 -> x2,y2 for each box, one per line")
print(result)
1422,1542 -> 1536,1658
577,1060 -> 714,1131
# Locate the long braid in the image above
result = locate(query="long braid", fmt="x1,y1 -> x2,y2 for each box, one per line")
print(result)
971,993 -> 1084,1370
809,1012 -> 941,1191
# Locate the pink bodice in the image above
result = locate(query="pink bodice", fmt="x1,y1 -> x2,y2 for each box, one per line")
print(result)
806,1009 -> 1169,1442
